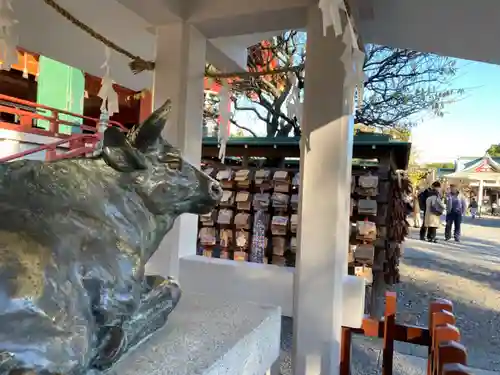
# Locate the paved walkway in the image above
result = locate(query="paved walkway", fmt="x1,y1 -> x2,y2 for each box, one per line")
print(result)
390,217 -> 500,372
278,217 -> 500,374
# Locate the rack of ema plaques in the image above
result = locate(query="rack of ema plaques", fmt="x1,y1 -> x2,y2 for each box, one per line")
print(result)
110,293 -> 281,375
197,163 -> 411,315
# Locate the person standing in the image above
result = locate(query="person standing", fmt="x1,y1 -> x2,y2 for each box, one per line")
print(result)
424,181 -> 445,243
419,181 -> 441,240
469,198 -> 478,219
445,185 -> 466,242
413,188 -> 421,228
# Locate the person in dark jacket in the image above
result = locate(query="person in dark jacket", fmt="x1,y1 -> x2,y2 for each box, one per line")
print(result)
445,185 -> 466,242
469,198 -> 478,219
418,181 -> 442,240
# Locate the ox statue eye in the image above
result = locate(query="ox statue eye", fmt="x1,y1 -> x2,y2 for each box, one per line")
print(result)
158,152 -> 182,171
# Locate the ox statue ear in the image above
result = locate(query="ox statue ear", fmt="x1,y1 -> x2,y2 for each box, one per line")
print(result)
127,99 -> 172,152
102,127 -> 147,172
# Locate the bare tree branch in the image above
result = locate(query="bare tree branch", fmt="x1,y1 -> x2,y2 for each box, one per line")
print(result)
229,118 -> 258,137
233,100 -> 267,123
204,32 -> 466,136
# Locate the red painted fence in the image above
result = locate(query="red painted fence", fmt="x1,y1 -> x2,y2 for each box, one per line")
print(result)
341,293 -> 472,375
0,94 -> 126,162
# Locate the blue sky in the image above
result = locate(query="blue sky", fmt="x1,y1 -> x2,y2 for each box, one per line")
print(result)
412,60 -> 500,163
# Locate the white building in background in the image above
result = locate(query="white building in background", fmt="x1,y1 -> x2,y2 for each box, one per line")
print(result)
444,154 -> 500,212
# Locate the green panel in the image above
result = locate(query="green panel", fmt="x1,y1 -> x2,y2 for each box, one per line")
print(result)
36,56 -> 85,134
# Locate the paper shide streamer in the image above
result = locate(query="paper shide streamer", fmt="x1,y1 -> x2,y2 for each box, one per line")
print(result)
340,26 -> 366,112
98,46 -> 119,118
285,72 -> 302,125
218,81 -> 231,162
0,0 -> 18,71
318,0 -> 346,37
317,0 -> 366,111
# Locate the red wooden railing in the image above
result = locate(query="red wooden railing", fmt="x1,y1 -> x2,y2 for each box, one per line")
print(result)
341,293 -> 472,375
0,94 -> 126,162
0,133 -> 100,163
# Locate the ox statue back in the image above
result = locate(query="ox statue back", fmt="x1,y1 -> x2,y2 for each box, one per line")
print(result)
0,99 -> 223,374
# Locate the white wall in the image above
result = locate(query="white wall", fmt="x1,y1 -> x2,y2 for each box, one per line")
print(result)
178,255 -> 365,328
0,139 -> 46,161
0,129 -> 70,161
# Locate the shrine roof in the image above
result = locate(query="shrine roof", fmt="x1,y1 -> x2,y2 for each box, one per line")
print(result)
201,134 -> 411,169
437,168 -> 455,178
446,154 -> 500,181
461,156 -> 500,171
460,154 -> 500,173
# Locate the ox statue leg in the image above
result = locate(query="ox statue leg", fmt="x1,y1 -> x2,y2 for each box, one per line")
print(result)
124,275 -> 181,348
91,276 -> 181,370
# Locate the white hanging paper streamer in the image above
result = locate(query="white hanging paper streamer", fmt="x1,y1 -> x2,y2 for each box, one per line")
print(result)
285,72 -> 303,125
340,25 -> 356,113
22,52 -> 28,78
340,22 -> 366,113
346,17 -> 358,51
218,82 -> 231,162
318,0 -> 346,37
340,28 -> 355,88
0,0 -> 18,71
97,46 -> 119,117
352,48 -> 366,110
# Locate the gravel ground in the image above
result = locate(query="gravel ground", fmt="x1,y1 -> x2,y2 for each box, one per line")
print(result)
277,216 -> 500,374
392,216 -> 500,371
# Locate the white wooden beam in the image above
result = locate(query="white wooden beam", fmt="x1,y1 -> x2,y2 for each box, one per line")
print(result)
145,22 -> 206,278
292,5 -> 354,375
187,0 -> 313,38
114,0 -> 184,25
359,0 -> 500,64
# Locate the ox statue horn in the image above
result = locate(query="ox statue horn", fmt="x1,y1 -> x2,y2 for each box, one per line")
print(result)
127,98 -> 173,151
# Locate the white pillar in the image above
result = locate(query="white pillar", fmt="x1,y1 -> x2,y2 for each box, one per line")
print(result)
145,22 -> 207,279
292,6 -> 353,375
478,179 -> 484,215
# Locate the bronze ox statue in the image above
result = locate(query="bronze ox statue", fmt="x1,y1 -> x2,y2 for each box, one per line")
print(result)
0,99 -> 223,374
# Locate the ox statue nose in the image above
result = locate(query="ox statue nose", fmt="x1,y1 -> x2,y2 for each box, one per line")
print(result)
208,181 -> 223,201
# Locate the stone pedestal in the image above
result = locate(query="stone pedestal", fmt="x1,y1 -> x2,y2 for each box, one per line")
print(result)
110,292 -> 281,375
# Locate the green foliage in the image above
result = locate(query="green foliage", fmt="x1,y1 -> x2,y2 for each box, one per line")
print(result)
425,162 -> 455,169
353,123 -> 411,141
486,144 -> 500,156
382,127 -> 411,141
233,128 -> 245,137
408,169 -> 428,188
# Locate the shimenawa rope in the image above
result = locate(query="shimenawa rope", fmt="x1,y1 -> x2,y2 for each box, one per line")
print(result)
42,0 -> 155,74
